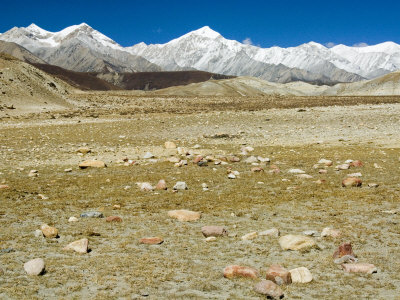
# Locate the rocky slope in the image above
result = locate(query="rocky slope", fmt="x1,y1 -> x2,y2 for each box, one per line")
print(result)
0,40 -> 47,64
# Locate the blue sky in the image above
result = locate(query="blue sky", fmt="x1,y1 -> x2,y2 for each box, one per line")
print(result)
1,0 -> 399,48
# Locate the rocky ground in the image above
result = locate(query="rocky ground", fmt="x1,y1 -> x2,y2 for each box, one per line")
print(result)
1,100 -> 400,299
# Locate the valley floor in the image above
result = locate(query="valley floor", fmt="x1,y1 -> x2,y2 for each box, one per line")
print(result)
0,99 -> 400,299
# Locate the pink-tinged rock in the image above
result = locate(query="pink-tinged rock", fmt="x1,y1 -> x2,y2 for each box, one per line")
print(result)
24,258 -> 45,276
342,177 -> 362,187
193,155 -> 203,163
315,179 -> 326,184
139,237 -> 164,245
40,224 -> 59,238
318,169 -> 328,174
223,265 -> 259,279
342,263 -> 377,274
265,264 -> 292,285
0,184 -> 9,190
350,160 -> 364,167
78,160 -> 106,168
106,216 -> 122,222
333,242 -> 356,259
63,238 -> 89,254
155,179 -> 167,190
321,227 -> 341,238
227,156 -> 240,162
254,280 -> 284,299
318,159 -> 333,166
168,209 -> 201,222
251,167 -> 264,173
270,165 -> 281,174
201,226 -> 228,237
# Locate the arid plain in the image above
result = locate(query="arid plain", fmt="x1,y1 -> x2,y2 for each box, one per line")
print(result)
1,88 -> 400,299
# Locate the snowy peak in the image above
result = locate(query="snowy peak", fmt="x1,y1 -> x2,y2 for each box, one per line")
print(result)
188,26 -> 221,39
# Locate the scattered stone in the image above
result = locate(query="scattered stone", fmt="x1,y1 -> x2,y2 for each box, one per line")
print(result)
143,152 -> 154,159
205,237 -> 217,242
373,163 -> 382,169
342,177 -> 362,187
40,224 -> 59,238
168,209 -> 201,222
78,160 -> 106,169
80,211 -> 104,218
296,174 -> 313,179
336,164 -> 350,170
68,216 -> 79,222
348,172 -> 362,177
64,168 -> 72,173
106,216 -> 122,222
173,181 -> 188,190
334,255 -> 358,264
228,173 -> 236,179
223,265 -> 259,279
318,159 -> 333,166
257,156 -> 270,163
77,147 -> 91,154
193,155 -> 203,163
279,235 -> 316,251
321,227 -> 341,238
242,146 -> 254,152
244,156 -> 258,163
34,229 -> 43,238
63,238 -> 89,253
251,167 -> 264,173
197,161 -> 208,167
241,231 -> 258,240
138,182 -> 154,191
368,183 -> 379,188
318,169 -> 328,174
259,228 -> 280,237
201,226 -> 228,237
227,156 -> 240,162
342,263 -> 377,274
350,160 -> 364,167
168,157 -> 180,163
333,242 -> 356,259
288,169 -> 305,174
139,237 -> 163,245
289,267 -> 313,283
37,194 -> 48,200
28,170 -> 38,177
164,141 -> 176,149
24,258 -> 45,276
0,184 -> 9,190
315,179 -> 326,184
113,204 -> 121,209
254,280 -> 284,299
155,179 -> 167,190
193,144 -> 201,149
0,248 -> 15,254
265,264 -> 292,285
303,230 -> 320,237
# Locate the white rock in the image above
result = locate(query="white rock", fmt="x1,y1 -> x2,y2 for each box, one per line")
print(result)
68,216 -> 79,222
173,181 -> 188,190
24,258 -> 45,275
296,174 -> 313,179
143,152 -> 154,159
205,237 -> 217,242
348,172 -> 362,177
241,231 -> 258,240
244,156 -> 258,163
228,174 -> 236,179
137,182 -> 154,191
257,156 -> 270,163
259,228 -> 279,237
288,169 -> 305,174
289,267 -> 313,283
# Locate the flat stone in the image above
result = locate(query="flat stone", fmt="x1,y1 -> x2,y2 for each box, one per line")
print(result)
279,234 -> 316,251
265,264 -> 292,285
336,164 -> 350,170
368,183 -> 379,188
296,174 -> 313,179
241,231 -> 258,240
68,216 -> 79,222
318,159 -> 332,166
333,242 -> 356,259
139,237 -> 164,245
63,238 -> 89,253
80,211 -> 104,218
288,169 -> 305,174
228,173 -> 236,179
303,230 -> 320,237
40,224 -> 59,238
173,181 -> 188,190
223,265 -> 259,279
342,177 -> 362,187
168,209 -> 201,222
24,258 -> 45,276
138,182 -> 154,191
106,216 -> 122,222
201,226 -> 228,237
251,167 -> 264,173
205,237 -> 217,242
244,156 -> 258,163
77,147 -> 91,154
254,280 -> 284,299
143,152 -> 155,159
289,267 -> 313,283
257,156 -> 270,163
342,263 -> 377,274
79,160 -> 106,169
334,255 -> 358,264
259,228 -> 280,237
0,184 -> 9,190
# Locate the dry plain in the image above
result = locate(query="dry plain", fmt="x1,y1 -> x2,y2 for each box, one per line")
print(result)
1,94 -> 400,299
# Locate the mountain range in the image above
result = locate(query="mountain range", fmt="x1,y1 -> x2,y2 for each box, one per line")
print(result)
1,23 -> 400,85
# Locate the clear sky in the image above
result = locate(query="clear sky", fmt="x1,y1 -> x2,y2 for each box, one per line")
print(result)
1,0 -> 399,48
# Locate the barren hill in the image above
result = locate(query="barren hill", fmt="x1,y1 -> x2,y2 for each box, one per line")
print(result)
0,54 -> 75,115
0,40 -> 47,64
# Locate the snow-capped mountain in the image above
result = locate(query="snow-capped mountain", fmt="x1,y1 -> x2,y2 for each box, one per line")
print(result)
0,23 -> 161,72
1,23 -> 399,84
